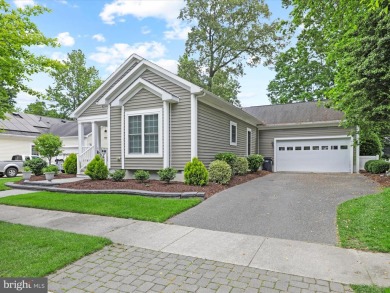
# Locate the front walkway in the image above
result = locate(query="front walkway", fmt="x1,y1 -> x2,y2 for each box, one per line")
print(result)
0,205 -> 388,288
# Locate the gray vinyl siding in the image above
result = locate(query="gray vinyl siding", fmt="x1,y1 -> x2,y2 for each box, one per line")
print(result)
197,102 -> 257,167
123,88 -> 163,170
79,60 -> 139,118
258,126 -> 351,158
110,107 -> 122,169
141,70 -> 191,170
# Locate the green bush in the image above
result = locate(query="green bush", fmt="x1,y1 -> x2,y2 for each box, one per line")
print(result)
215,152 -> 237,170
369,160 -> 390,174
364,160 -> 377,172
134,170 -> 150,183
109,169 -> 126,182
24,157 -> 47,176
209,160 -> 232,185
63,153 -> 77,174
233,157 -> 249,175
360,133 -> 382,156
43,165 -> 59,175
85,155 -> 109,180
157,167 -> 177,183
247,154 -> 264,172
184,158 -> 209,186
22,166 -> 31,172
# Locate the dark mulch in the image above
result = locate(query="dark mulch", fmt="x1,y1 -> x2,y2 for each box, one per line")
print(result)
362,171 -> 390,188
59,171 -> 270,198
19,173 -> 77,182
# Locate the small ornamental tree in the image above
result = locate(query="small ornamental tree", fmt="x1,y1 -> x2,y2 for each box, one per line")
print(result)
85,155 -> 108,180
33,133 -> 63,165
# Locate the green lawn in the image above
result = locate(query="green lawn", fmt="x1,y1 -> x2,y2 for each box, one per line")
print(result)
0,191 -> 202,222
352,285 -> 390,293
0,221 -> 111,277
337,188 -> 390,252
0,176 -> 22,191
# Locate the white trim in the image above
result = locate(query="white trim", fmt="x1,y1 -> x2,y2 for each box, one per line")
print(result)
230,121 -> 237,146
124,108 -> 163,158
121,106 -> 125,169
77,114 -> 108,123
246,128 -> 252,156
163,101 -> 170,168
107,104 -> 111,169
355,126 -> 360,173
111,78 -> 179,107
191,94 -> 198,158
274,135 -> 353,173
0,133 -> 38,139
257,120 -> 341,130
350,136 -> 354,174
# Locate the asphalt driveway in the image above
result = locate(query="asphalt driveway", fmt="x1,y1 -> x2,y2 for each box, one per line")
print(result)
168,173 -> 379,245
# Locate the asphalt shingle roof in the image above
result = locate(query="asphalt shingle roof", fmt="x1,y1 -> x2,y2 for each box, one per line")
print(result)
243,101 -> 344,125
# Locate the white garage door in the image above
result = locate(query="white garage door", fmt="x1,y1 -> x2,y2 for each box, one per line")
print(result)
275,137 -> 352,173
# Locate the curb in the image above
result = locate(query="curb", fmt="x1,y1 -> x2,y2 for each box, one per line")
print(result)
5,183 -> 205,199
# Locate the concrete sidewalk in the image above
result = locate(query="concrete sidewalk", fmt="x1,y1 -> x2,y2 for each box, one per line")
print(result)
0,205 -> 388,287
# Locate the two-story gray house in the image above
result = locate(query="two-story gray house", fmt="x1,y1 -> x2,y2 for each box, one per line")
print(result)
71,54 -> 359,179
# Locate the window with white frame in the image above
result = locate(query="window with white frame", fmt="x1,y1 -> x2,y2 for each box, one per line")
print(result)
31,145 -> 39,156
126,109 -> 162,156
230,121 -> 237,146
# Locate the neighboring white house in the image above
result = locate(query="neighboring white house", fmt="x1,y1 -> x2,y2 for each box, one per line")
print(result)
0,112 -> 107,161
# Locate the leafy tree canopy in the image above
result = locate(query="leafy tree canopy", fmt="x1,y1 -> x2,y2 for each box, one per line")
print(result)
24,100 -> 61,118
178,0 -> 284,106
46,49 -> 102,119
0,0 -> 58,120
33,133 -> 63,165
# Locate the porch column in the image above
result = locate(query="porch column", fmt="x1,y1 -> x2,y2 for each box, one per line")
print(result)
163,101 -> 170,168
77,122 -> 85,174
92,121 -> 99,156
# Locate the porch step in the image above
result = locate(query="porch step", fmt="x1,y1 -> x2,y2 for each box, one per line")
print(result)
76,174 -> 89,179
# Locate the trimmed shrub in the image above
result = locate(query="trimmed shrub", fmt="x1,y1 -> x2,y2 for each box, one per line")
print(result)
233,157 -> 249,175
63,153 -> 77,174
85,155 -> 109,180
184,158 -> 209,186
209,160 -> 232,185
109,169 -> 126,182
158,167 -> 177,184
215,152 -> 237,170
134,170 -> 150,183
23,166 -> 31,172
364,160 -> 377,172
43,165 -> 59,175
247,154 -> 264,172
24,157 -> 47,176
360,133 -> 382,156
369,160 -> 390,174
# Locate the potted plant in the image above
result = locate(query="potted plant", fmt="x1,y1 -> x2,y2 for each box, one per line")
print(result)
42,165 -> 59,182
22,166 -> 32,181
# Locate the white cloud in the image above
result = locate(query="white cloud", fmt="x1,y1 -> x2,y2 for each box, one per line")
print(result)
51,51 -> 67,61
164,20 -> 191,40
154,59 -> 178,74
90,41 -> 166,72
92,34 -> 106,42
13,0 -> 35,8
56,32 -> 75,47
99,0 -> 189,40
141,26 -> 151,35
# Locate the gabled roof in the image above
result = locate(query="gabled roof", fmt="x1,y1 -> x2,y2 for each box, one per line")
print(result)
0,112 -> 91,137
243,101 -> 344,126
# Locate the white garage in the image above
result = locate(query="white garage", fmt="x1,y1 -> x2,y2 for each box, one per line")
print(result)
274,136 -> 353,173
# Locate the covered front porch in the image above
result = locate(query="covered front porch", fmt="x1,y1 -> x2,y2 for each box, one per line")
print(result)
77,116 -> 108,174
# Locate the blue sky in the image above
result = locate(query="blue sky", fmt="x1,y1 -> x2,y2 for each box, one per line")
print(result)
13,0 -> 291,109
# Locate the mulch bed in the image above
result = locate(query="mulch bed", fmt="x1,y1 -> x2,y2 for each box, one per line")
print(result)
59,171 -> 270,198
362,171 -> 390,188
19,173 -> 77,182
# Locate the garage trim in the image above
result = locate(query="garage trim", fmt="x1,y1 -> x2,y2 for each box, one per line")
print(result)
273,135 -> 354,173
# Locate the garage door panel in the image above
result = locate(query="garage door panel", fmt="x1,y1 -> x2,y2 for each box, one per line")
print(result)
276,138 -> 351,173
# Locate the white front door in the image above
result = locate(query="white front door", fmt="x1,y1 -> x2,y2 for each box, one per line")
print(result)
275,137 -> 352,173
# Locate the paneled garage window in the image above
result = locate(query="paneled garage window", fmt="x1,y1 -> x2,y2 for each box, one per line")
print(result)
295,146 -> 302,151
279,147 -> 285,151
304,146 -> 310,150
287,147 -> 293,151
313,146 -> 320,150
322,146 -> 329,150
331,146 -> 339,150
341,145 -> 348,150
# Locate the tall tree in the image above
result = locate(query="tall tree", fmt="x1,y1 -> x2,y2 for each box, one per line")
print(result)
178,0 -> 284,106
46,49 -> 102,119
24,100 -> 61,118
0,0 -> 58,120
269,0 -> 390,135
